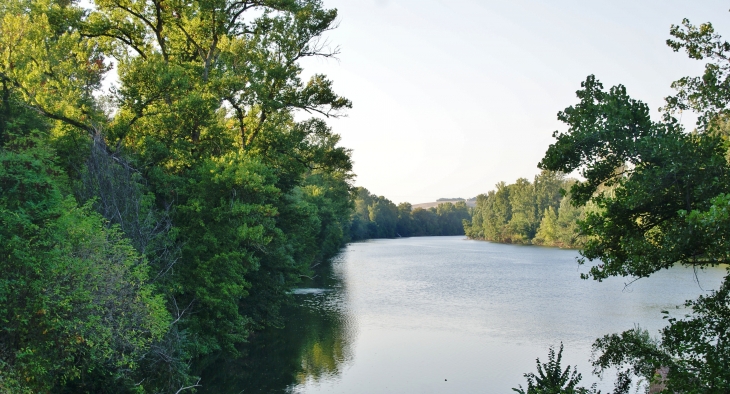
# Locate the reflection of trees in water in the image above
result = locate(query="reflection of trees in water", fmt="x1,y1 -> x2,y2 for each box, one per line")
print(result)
196,260 -> 354,394
295,299 -> 353,384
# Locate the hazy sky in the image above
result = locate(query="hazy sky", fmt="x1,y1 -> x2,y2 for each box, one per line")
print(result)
296,0 -> 727,204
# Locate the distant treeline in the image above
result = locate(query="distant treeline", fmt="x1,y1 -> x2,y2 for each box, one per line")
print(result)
437,197 -> 475,202
350,187 -> 471,240
463,171 -> 587,248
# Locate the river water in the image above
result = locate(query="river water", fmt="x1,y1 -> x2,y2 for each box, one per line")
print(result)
199,236 -> 727,393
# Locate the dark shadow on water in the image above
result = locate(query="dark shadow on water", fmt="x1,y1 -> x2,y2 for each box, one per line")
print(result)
196,258 -> 353,393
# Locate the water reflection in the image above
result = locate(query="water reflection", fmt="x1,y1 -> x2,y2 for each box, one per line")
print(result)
198,237 -> 727,393
295,295 -> 353,385
197,258 -> 355,394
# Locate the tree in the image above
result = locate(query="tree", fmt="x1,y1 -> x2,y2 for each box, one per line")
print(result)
533,192 -> 586,248
592,278 -> 730,393
411,207 -> 439,236
664,18 -> 730,131
476,182 -> 513,242
83,0 -> 352,151
0,0 -> 108,138
436,201 -> 470,235
0,132 -> 169,392
0,0 -> 358,389
350,187 -> 373,240
464,173 -> 574,245
508,178 -> 538,243
534,170 -> 567,220
539,75 -> 730,281
348,191 -> 471,239
397,202 -> 414,237
513,343 -> 600,394
535,15 -> 730,389
368,196 -> 398,238
533,207 -> 559,246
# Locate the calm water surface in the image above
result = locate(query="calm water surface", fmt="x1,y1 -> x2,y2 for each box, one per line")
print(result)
200,236 -> 727,393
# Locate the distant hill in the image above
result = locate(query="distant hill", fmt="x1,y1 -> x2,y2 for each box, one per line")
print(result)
411,198 -> 476,210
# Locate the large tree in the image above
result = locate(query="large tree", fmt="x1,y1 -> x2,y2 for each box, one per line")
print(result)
0,0 -> 356,391
537,15 -> 730,392
540,73 -> 730,281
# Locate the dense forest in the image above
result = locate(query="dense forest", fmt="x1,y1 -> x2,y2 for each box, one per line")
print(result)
463,171 -> 587,248
350,187 -> 470,240
0,1 -> 475,391
0,0 -> 359,392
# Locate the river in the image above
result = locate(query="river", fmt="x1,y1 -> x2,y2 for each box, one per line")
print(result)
199,236 -> 727,393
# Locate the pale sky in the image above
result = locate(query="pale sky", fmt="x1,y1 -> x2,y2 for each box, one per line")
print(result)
297,0 -> 727,204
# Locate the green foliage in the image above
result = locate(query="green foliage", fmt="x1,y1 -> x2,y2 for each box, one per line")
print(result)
171,153 -> 281,354
436,201 -> 471,236
508,177 -> 539,242
539,75 -> 730,280
411,207 -> 440,236
592,278 -> 730,393
0,133 -> 169,392
349,188 -> 397,239
349,187 -> 470,239
513,343 -> 598,394
368,195 -> 398,238
589,194 -> 730,392
535,15 -> 730,391
464,171 -> 584,247
0,0 -> 107,136
664,18 -> 730,130
0,0 -> 358,389
533,193 -> 587,248
468,181 -> 515,242
396,202 -> 415,236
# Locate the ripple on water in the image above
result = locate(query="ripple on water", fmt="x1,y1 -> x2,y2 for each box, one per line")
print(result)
291,288 -> 332,295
